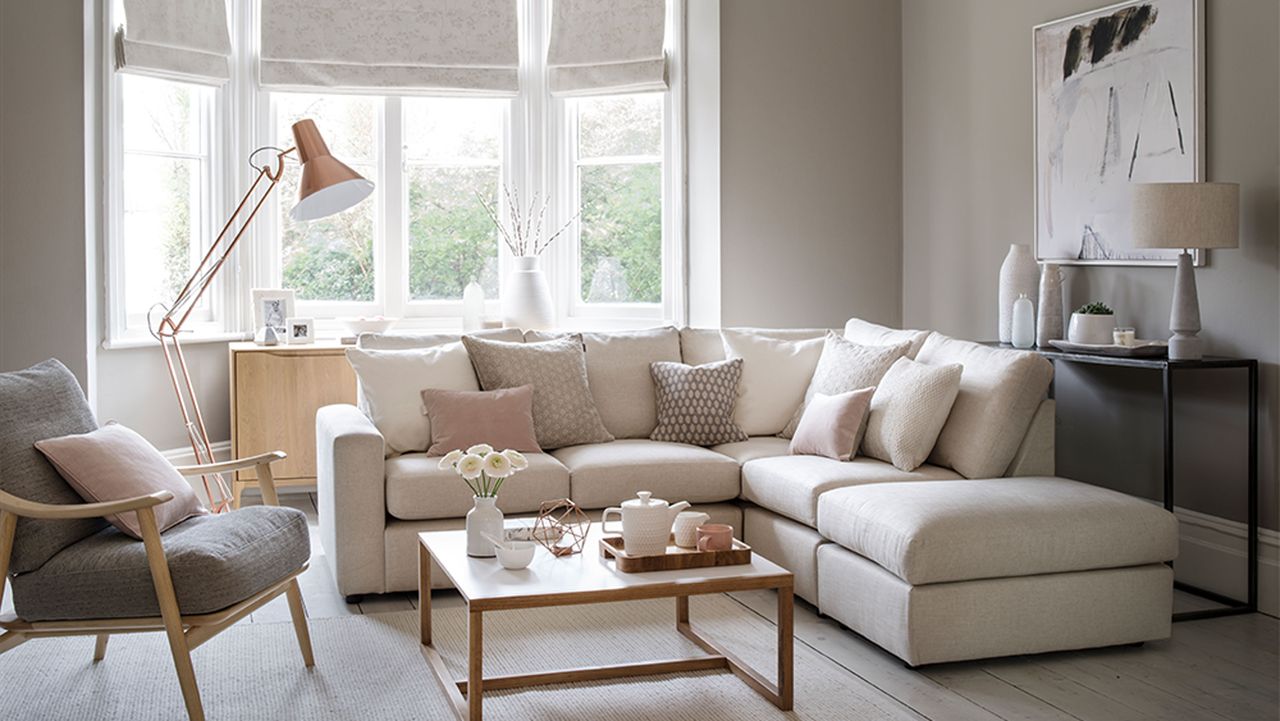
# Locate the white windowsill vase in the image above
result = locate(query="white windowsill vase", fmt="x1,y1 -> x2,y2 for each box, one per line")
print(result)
466,496 -> 503,558
502,256 -> 554,331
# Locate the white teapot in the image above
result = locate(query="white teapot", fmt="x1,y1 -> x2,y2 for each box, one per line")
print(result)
601,491 -> 690,557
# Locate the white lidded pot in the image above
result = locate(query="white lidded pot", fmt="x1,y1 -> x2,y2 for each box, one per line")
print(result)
601,491 -> 690,557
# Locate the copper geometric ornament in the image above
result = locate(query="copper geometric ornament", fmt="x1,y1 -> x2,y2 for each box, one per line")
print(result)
532,498 -> 591,557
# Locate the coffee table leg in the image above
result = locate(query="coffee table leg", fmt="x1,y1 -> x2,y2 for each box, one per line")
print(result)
777,584 -> 794,711
468,609 -> 483,721
419,542 -> 431,646
676,595 -> 689,625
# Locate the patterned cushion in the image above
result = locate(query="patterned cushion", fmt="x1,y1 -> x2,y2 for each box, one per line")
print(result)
649,359 -> 748,446
462,335 -> 614,450
0,359 -> 107,574
861,358 -> 963,471
780,332 -> 912,438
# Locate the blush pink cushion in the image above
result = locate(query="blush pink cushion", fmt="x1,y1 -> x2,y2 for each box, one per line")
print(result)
422,385 -> 542,456
34,422 -> 207,539
788,387 -> 876,461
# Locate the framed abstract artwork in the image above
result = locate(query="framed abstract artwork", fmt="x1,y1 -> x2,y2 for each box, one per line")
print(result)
1033,0 -> 1204,266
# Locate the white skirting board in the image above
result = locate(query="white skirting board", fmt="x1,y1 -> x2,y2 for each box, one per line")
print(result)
1172,505 -> 1279,618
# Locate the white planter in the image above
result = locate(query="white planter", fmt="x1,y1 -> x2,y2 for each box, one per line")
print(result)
466,496 -> 504,558
502,256 -> 554,330
998,244 -> 1039,343
1068,313 -> 1116,345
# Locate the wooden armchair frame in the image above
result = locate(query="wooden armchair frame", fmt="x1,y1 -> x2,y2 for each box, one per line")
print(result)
0,451 -> 313,721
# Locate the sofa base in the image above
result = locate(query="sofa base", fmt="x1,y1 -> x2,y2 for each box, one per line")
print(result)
816,544 -> 1173,667
742,504 -> 827,605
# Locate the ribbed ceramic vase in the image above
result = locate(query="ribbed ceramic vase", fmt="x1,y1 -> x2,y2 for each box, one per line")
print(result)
466,496 -> 503,558
998,244 -> 1039,343
1036,263 -> 1064,347
502,256 -> 554,331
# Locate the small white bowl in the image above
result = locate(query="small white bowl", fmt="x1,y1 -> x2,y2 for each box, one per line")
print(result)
495,541 -> 536,570
340,316 -> 397,336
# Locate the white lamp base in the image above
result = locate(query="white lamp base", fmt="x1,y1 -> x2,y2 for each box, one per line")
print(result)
1167,251 -> 1203,361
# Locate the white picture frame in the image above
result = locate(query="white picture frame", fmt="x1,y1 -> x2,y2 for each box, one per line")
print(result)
251,288 -> 296,337
1033,0 -> 1205,266
285,317 -> 315,344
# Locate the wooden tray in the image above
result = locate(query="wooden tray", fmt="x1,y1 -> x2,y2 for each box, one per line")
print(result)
599,535 -> 752,573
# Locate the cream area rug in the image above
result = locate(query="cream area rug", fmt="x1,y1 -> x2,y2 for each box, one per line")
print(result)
0,593 -> 912,720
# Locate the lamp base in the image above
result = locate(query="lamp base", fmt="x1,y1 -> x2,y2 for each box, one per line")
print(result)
1168,251 -> 1203,361
1168,332 -> 1203,361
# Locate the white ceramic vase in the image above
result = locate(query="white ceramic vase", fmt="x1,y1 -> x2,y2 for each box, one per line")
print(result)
1036,263 -> 1064,347
1011,294 -> 1036,349
462,281 -> 485,332
466,496 -> 504,558
502,256 -> 554,331
998,244 -> 1039,344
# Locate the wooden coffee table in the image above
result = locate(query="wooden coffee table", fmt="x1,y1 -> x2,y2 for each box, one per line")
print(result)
418,528 -> 794,721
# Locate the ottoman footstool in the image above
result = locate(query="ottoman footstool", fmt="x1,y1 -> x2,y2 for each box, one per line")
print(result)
814,477 -> 1179,666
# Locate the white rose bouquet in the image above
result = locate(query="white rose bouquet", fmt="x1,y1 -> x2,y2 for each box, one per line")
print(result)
438,444 -> 530,498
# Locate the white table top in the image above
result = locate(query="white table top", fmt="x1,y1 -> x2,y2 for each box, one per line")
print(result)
420,528 -> 793,611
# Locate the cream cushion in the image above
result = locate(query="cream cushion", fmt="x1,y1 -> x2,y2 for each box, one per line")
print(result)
385,452 -> 569,521
721,329 -> 824,436
679,327 -> 829,366
345,343 -> 479,455
862,358 -> 962,471
915,334 -> 1054,479
740,455 -> 960,526
710,436 -> 792,465
358,327 -> 523,350
816,477 -> 1180,585
552,439 -> 741,508
843,318 -> 931,359
780,332 -> 911,438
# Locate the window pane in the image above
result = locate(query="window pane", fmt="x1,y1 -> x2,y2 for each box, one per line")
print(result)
579,163 -> 661,304
122,153 -> 202,318
578,93 -> 662,158
274,94 -> 378,302
407,166 -> 501,300
404,98 -> 503,161
121,74 -> 203,155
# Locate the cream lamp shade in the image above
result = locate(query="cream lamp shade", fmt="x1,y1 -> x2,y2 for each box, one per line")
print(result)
1131,182 -> 1240,250
289,119 -> 375,222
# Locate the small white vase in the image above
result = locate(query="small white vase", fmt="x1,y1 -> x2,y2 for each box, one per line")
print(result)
1011,294 -> 1035,349
502,256 -> 554,331
1068,313 -> 1116,345
466,496 -> 504,558
998,244 -> 1039,344
462,281 -> 485,332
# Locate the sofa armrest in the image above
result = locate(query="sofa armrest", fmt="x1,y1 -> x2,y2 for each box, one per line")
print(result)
316,403 -> 387,597
1005,398 -> 1055,477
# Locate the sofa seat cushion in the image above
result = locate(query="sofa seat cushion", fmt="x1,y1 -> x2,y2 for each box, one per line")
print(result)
386,452 -> 569,521
711,436 -> 792,465
11,506 -> 309,621
741,455 -> 960,527
816,477 -> 1179,586
553,439 -> 741,508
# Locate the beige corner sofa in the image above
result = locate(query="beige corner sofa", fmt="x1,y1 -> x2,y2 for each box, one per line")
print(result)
317,319 -> 1177,666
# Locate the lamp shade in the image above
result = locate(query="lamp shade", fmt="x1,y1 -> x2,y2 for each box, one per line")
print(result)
289,119 -> 375,222
1131,182 -> 1240,250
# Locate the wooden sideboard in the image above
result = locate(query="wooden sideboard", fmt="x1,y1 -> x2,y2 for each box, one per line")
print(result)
228,341 -> 357,507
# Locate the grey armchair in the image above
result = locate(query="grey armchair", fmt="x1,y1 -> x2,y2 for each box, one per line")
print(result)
0,360 -> 314,721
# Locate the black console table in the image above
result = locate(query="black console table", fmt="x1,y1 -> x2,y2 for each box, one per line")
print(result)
982,343 -> 1258,622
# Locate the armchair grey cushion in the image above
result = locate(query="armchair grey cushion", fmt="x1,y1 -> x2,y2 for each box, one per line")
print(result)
0,359 -> 107,573
11,506 -> 309,621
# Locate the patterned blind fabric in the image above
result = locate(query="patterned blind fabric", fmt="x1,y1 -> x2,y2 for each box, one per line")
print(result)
114,0 -> 232,85
547,0 -> 668,97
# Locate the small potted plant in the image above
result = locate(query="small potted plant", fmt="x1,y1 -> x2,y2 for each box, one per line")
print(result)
1068,301 -> 1116,345
438,444 -> 529,557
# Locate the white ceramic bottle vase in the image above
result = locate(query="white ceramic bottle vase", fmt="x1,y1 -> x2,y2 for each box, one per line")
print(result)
1011,294 -> 1036,349
998,244 -> 1039,343
466,496 -> 504,558
502,256 -> 554,331
1036,263 -> 1064,347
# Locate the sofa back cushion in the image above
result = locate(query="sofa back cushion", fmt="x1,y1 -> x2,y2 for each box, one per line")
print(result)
916,333 -> 1054,479
843,318 -> 931,359
721,329 -> 825,436
357,327 -> 523,350
0,359 -> 108,573
526,327 -> 682,439
679,327 -> 829,366
345,344 -> 480,455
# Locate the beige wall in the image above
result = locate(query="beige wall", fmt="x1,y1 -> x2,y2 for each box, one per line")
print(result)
718,0 -> 903,329
902,0 -> 1280,529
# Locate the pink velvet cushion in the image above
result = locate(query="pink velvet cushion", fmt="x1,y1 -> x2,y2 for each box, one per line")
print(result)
788,387 -> 876,461
33,422 -> 207,539
422,385 -> 542,456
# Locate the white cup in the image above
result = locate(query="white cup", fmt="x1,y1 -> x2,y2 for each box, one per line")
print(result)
672,511 -> 711,549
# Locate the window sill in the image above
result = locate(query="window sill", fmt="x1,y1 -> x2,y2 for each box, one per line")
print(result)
101,331 -> 251,351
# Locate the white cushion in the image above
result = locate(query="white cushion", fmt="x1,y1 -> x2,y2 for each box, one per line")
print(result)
385,452 -> 569,521
679,327 -> 829,365
815,477 -> 1179,584
843,318 -> 931,359
721,329 -> 824,436
345,344 -> 479,455
915,334 -> 1054,479
357,327 -> 523,350
552,439 -> 741,508
862,358 -> 962,471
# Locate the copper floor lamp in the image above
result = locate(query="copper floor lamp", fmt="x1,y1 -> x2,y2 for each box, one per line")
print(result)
149,119 -> 374,513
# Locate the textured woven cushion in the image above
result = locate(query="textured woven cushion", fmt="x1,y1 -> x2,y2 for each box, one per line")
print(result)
781,332 -> 911,438
552,439 -> 742,508
916,334 -> 1054,478
0,359 -> 107,574
421,385 -> 540,456
721,329 -> 824,436
649,359 -> 748,446
843,318 -> 932,359
862,358 -> 962,472
462,335 -> 614,450
11,506 -> 310,621
385,452 -> 569,521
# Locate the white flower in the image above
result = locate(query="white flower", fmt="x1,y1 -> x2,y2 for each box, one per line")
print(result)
466,443 -> 494,456
502,449 -> 529,470
483,451 -> 512,478
456,453 -> 485,480
437,449 -> 463,470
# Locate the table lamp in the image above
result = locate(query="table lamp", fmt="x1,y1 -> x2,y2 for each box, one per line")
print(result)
150,119 -> 374,511
1131,182 -> 1239,361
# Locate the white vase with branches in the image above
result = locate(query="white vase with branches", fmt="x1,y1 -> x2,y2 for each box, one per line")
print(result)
479,187 -> 577,331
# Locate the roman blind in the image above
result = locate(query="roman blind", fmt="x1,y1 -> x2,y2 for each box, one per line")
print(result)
114,0 -> 232,84
259,0 -> 519,95
547,0 -> 668,97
